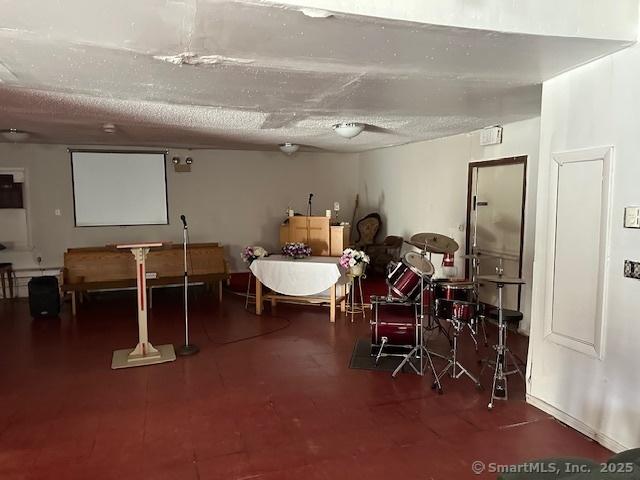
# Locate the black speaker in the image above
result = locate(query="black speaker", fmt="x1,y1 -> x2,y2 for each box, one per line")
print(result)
28,276 -> 60,317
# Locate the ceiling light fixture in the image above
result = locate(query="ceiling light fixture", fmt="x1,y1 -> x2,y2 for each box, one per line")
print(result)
332,122 -> 365,139
0,129 -> 30,142
279,143 -> 300,155
300,8 -> 334,18
102,123 -> 117,134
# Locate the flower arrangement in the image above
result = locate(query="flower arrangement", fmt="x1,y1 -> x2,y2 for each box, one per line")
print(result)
340,248 -> 370,276
282,242 -> 312,259
241,245 -> 268,265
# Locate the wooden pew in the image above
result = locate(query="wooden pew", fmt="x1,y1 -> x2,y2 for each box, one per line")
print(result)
62,243 -> 229,315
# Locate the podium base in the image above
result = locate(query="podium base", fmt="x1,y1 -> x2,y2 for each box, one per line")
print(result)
111,344 -> 176,369
176,344 -> 200,356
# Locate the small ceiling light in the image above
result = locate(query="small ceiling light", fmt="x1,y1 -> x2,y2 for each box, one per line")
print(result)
332,122 -> 365,139
172,157 -> 180,165
0,129 -> 30,142
300,8 -> 334,18
279,143 -> 300,155
185,157 -> 193,165
102,123 -> 117,134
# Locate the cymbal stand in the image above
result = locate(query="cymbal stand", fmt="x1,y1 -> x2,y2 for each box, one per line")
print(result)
470,252 -> 488,347
421,248 -> 452,346
391,273 -> 442,393
434,300 -> 482,390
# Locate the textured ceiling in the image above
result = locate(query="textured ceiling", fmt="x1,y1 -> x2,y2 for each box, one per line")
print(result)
0,0 -> 634,152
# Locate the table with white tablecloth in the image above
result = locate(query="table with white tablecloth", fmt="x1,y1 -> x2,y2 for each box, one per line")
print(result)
249,255 -> 347,322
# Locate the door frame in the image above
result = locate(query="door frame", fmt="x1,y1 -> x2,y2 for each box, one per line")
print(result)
465,155 -> 527,309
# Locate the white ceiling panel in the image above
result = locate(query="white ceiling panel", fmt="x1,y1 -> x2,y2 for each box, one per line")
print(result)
0,0 -> 635,151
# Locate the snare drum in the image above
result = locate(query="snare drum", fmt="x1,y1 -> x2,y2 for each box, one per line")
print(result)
434,282 -> 476,321
386,252 -> 434,300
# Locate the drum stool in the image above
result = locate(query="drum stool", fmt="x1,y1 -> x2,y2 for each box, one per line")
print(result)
480,303 -> 525,409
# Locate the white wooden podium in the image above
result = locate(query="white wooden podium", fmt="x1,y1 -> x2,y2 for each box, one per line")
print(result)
111,243 -> 176,369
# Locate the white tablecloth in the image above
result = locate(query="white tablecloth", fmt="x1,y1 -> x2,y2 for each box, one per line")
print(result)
250,255 -> 345,296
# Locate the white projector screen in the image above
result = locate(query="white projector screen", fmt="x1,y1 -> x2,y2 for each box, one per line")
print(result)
71,150 -> 168,227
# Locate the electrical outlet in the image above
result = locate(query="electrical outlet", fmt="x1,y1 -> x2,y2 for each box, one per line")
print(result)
624,260 -> 640,279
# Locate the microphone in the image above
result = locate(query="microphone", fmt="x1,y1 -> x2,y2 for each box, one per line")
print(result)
180,214 -> 187,228
307,193 -> 314,216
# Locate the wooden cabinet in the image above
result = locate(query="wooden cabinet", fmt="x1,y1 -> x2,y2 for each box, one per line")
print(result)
280,216 -> 351,256
330,225 -> 351,256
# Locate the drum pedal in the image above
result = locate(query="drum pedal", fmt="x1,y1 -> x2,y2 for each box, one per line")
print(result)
494,379 -> 506,398
374,337 -> 388,365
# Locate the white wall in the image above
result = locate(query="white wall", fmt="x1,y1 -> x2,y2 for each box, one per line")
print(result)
1,121 -> 540,331
528,42 -> 640,451
0,144 -> 359,271
358,117 -> 540,333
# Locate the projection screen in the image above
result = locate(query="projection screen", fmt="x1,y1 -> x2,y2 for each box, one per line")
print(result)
70,150 -> 168,227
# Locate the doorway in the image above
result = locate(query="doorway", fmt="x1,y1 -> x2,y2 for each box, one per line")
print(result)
465,156 -> 527,311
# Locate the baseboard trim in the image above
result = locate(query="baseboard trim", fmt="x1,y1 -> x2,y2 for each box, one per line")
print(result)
526,394 -> 629,453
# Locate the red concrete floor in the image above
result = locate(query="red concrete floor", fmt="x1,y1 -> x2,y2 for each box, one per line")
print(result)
0,288 -> 610,480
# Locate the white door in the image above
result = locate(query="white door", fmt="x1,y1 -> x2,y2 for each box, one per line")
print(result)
468,159 -> 526,311
541,147 -> 612,358
527,146 -> 615,447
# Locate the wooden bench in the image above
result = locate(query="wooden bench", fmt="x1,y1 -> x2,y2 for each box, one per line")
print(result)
61,243 -> 229,315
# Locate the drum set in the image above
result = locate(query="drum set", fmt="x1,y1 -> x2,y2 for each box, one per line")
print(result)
369,232 -> 525,409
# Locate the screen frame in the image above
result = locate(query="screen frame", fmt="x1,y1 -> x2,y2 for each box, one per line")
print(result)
69,149 -> 170,228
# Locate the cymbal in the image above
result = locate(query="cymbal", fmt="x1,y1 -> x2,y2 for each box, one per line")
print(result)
408,233 -> 459,254
477,274 -> 525,285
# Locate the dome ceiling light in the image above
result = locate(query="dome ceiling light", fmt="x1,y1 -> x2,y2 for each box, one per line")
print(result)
279,143 -> 300,155
0,129 -> 30,142
332,122 -> 365,139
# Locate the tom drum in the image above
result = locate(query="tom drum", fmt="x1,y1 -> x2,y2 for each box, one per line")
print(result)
434,282 -> 476,321
386,252 -> 434,301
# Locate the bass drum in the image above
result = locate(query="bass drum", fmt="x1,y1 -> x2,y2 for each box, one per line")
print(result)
370,300 -> 418,349
386,252 -> 434,301
371,320 -> 417,349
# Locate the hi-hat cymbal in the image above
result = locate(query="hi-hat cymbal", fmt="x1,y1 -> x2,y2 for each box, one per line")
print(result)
477,274 -> 525,285
408,233 -> 459,254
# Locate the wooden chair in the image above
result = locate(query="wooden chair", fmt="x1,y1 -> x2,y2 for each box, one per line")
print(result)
354,213 -> 382,249
0,263 -> 15,299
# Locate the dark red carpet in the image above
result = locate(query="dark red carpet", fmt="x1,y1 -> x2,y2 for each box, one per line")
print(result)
0,287 -> 609,479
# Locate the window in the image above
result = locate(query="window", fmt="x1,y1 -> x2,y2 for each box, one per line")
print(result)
0,174 -> 24,208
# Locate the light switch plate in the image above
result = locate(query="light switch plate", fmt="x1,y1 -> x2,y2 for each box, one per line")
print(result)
624,207 -> 640,228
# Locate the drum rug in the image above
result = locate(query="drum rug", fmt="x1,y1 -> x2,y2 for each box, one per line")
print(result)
349,338 -> 419,373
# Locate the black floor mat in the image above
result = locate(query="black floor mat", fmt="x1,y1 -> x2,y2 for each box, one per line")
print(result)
348,337 -> 418,373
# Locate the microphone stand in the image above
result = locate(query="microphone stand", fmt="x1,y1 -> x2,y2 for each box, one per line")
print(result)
177,216 -> 199,356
